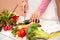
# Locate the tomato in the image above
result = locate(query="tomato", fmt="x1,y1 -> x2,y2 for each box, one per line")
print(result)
22,28 -> 26,32
17,28 -> 20,31
17,27 -> 26,32
18,29 -> 26,38
16,27 -> 26,37
12,15 -> 19,22
16,31 -> 20,35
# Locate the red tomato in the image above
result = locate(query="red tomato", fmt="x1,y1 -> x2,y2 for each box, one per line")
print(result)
17,27 -> 26,31
18,29 -> 26,38
16,28 -> 20,31
12,15 -> 19,22
22,28 -> 26,32
16,31 -> 20,35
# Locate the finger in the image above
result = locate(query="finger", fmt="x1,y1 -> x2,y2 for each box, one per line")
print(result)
30,16 -> 32,22
34,15 -> 37,22
36,17 -> 40,23
33,17 -> 37,22
37,14 -> 40,19
30,15 -> 34,22
30,14 -> 33,22
36,16 -> 40,23
36,19 -> 38,23
35,14 -> 39,23
31,13 -> 36,22
32,15 -> 35,22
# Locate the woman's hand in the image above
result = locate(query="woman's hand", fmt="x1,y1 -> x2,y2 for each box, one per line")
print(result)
30,10 -> 41,22
22,0 -> 28,13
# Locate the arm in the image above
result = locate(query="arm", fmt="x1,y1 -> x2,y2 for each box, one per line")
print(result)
37,0 -> 51,13
15,0 -> 28,16
30,0 -> 51,22
22,0 -> 28,13
55,0 -> 60,21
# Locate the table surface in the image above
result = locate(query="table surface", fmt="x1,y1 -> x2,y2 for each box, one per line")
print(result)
0,32 -> 60,40
0,20 -> 60,40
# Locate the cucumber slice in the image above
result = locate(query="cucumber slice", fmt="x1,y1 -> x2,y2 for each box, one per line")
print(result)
0,27 -> 2,32
24,20 -> 30,24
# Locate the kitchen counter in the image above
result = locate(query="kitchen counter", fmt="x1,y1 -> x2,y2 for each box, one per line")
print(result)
0,18 -> 60,40
0,32 -> 60,40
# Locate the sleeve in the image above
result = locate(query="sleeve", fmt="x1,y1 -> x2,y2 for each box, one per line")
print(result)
37,0 -> 51,13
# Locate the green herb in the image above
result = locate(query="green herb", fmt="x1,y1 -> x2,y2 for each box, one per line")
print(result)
26,23 -> 48,40
26,23 -> 38,40
0,26 -> 2,32
11,26 -> 18,37
0,21 -> 2,32
35,29 -> 48,39
0,10 -> 17,26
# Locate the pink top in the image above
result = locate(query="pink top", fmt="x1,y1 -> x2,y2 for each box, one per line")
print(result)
24,0 -> 51,13
37,0 -> 51,13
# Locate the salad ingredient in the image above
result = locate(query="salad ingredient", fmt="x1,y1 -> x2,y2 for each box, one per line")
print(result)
26,23 -> 48,40
18,29 -> 26,37
2,24 -> 6,27
3,26 -> 8,31
35,29 -> 48,38
8,25 -> 13,30
16,31 -> 20,35
16,28 -> 26,38
0,10 -> 18,28
11,26 -> 18,37
26,23 -> 38,40
12,15 -> 19,22
18,21 -> 25,25
24,20 -> 30,24
0,26 -> 2,32
3,24 -> 13,31
18,20 -> 30,25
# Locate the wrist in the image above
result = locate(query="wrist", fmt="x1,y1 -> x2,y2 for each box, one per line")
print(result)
37,8 -> 43,13
36,10 -> 42,15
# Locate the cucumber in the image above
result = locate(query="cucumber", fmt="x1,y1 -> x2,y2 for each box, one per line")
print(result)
24,20 -> 30,24
0,26 -> 2,32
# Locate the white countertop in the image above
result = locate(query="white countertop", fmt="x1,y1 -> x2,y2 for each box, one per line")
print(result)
0,20 -> 60,39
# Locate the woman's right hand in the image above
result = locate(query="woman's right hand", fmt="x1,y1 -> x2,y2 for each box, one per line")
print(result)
30,10 -> 41,22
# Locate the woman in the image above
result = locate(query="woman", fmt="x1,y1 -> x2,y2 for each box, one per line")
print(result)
17,0 -> 60,40
25,0 -> 60,34
30,0 -> 51,22
29,0 -> 59,22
